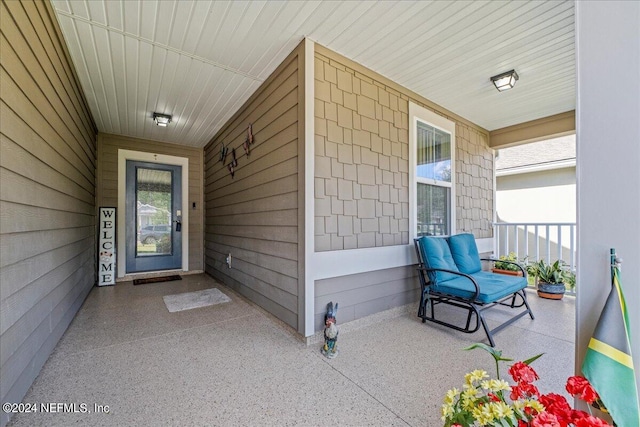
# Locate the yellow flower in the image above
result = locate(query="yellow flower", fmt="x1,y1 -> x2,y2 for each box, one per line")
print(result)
480,378 -> 511,392
489,401 -> 514,418
461,387 -> 479,410
465,369 -> 489,386
441,402 -> 454,420
444,388 -> 459,405
472,404 -> 495,425
524,399 -> 545,413
512,399 -> 525,412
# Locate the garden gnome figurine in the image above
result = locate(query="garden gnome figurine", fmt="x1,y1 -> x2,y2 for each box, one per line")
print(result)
321,302 -> 339,359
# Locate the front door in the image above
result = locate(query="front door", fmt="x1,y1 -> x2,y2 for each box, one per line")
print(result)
125,161 -> 182,273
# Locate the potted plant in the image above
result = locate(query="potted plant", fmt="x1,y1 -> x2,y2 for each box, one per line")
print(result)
492,252 -> 524,276
530,259 -> 567,299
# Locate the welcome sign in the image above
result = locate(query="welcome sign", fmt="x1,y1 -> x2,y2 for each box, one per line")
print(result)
98,207 -> 116,286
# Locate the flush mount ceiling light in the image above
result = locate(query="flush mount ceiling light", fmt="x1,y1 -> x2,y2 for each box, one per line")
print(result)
153,112 -> 172,127
490,69 -> 519,92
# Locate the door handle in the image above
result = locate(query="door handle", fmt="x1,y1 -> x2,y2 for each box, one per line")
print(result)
174,220 -> 181,232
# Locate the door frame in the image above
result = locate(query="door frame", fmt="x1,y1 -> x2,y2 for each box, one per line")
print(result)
117,149 -> 189,278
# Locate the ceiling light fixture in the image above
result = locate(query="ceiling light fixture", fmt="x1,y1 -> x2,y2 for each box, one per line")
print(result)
153,112 -> 172,127
490,69 -> 519,92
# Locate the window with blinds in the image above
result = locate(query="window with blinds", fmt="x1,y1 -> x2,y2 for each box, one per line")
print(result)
416,120 -> 453,236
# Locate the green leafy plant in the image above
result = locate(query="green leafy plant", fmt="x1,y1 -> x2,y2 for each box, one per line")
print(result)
529,260 -> 568,284
493,252 -> 522,272
564,268 -> 577,290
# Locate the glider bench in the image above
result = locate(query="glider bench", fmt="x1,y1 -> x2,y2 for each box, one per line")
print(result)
414,233 -> 534,347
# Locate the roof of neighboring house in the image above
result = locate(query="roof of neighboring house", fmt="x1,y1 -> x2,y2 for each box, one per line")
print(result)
496,135 -> 576,174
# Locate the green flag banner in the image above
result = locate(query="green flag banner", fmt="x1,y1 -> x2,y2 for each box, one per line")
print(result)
582,266 -> 639,427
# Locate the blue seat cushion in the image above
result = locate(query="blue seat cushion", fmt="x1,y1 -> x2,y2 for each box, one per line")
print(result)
418,236 -> 459,283
448,233 -> 482,274
431,271 -> 528,304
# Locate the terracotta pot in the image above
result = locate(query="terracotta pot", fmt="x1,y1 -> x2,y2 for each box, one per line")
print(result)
537,282 -> 565,300
492,268 -> 523,276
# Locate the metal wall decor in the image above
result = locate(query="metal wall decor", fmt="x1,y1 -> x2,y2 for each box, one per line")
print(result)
219,143 -> 228,163
243,139 -> 250,157
231,148 -> 238,167
224,123 -> 256,179
247,123 -> 254,145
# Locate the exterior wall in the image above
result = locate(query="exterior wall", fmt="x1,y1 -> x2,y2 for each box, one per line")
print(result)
497,167 -> 576,223
314,266 -> 417,330
576,0 -> 640,396
203,42 -> 306,331
96,133 -> 204,272
0,1 -> 97,425
312,45 -> 492,330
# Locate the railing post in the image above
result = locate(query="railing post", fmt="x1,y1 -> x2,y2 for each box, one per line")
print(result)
523,225 -> 529,263
545,224 -> 551,262
534,225 -> 539,262
570,224 -> 575,272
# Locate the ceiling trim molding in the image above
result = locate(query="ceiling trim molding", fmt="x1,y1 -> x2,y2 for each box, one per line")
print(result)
489,110 -> 576,148
55,9 -> 264,82
496,159 -> 576,177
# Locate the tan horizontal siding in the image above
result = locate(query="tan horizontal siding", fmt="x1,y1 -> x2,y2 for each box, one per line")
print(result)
96,133 -> 204,272
0,1 -> 97,422
206,234 -> 298,262
1,104 -> 94,194
1,249 -> 93,367
1,136 -> 94,204
204,42 -> 305,331
314,266 -> 419,330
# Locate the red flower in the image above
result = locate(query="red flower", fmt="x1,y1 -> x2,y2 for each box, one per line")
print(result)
488,392 -> 501,402
570,410 -> 590,423
574,415 -> 612,427
510,361 -> 540,383
511,382 -> 540,400
532,412 -> 561,427
565,376 -> 600,404
566,376 -> 590,395
539,393 -> 572,427
518,421 -> 530,427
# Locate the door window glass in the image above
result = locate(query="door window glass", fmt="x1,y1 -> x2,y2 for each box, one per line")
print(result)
136,168 -> 172,256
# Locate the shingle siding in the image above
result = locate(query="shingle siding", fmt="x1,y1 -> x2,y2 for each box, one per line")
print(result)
314,47 -> 494,249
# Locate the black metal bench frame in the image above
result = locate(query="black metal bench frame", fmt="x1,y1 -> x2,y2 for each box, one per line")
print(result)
413,238 -> 535,347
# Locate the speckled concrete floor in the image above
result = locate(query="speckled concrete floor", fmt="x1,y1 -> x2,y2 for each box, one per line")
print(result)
8,274 -> 574,427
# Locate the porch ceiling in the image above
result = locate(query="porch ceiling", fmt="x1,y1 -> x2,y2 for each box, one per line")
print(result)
52,0 -> 575,148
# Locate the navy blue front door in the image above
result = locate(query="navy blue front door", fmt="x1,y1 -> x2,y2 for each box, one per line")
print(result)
126,161 -> 182,273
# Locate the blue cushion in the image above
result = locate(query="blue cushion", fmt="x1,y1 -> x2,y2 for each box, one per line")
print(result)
418,236 -> 460,283
448,233 -> 482,274
432,271 -> 527,304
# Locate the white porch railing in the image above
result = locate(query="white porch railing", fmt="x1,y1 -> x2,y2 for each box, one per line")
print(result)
493,222 -> 577,292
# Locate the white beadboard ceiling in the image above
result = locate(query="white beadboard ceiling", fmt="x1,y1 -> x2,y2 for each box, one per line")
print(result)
52,0 -> 575,148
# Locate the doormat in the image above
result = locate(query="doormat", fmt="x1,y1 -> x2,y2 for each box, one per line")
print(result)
163,288 -> 231,313
133,275 -> 182,286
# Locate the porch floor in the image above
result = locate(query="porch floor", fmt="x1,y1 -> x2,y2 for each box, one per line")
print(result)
9,274 -> 575,426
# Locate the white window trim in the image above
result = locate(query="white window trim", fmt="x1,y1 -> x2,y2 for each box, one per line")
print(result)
409,102 -> 456,239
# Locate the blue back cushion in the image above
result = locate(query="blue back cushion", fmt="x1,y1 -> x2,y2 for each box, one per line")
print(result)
418,236 -> 459,283
448,233 -> 482,274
